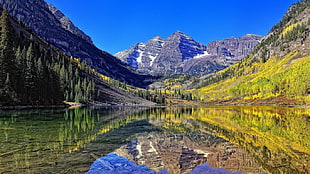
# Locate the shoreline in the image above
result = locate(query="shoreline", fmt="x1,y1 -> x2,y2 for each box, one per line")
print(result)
0,104 -> 71,110
1,103 -> 309,110
0,102 -> 158,110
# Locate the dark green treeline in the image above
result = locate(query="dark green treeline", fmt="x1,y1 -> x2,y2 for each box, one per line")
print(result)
0,9 -> 95,106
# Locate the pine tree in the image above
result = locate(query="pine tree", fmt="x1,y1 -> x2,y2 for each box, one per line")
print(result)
36,57 -> 44,103
0,10 -> 99,106
1,73 -> 17,105
59,64 -> 66,89
24,43 -> 36,103
0,9 -> 15,79
74,79 -> 82,103
0,9 -> 17,104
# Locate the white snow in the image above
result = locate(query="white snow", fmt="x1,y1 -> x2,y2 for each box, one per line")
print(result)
193,50 -> 210,59
160,41 -> 165,47
149,54 -> 157,66
136,43 -> 146,63
136,49 -> 144,63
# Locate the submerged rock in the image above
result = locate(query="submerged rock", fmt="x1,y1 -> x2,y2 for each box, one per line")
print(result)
86,152 -> 249,174
86,153 -> 169,174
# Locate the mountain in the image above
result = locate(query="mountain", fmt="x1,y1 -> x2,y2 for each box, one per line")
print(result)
115,36 -> 165,73
206,34 -> 265,65
190,0 -> 310,105
0,8 -> 153,106
0,0 -> 153,88
115,31 -> 263,76
151,31 -> 209,75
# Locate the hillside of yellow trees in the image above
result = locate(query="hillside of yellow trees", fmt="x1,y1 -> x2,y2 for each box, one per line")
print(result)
192,51 -> 310,105
186,0 -> 310,105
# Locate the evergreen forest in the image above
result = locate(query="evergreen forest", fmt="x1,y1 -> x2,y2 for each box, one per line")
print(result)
0,9 -> 95,106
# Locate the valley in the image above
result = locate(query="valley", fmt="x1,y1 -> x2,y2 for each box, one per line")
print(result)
1,0 -> 309,107
0,0 -> 309,173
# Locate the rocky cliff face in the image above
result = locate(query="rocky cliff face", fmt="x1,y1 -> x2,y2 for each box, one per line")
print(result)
115,36 -> 164,72
206,34 -> 264,64
115,32 -> 263,76
152,31 -> 208,75
0,0 -> 153,88
183,34 -> 264,76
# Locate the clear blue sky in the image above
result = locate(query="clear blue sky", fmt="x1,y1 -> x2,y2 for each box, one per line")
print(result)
45,0 -> 299,54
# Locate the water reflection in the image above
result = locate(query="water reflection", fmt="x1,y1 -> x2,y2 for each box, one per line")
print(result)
0,107 -> 145,173
0,106 -> 309,174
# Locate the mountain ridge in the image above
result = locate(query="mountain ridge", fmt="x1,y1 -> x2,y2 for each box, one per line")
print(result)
48,4 -> 93,45
189,0 -> 310,105
115,31 -> 263,76
0,0 -> 154,88
0,8 -> 154,106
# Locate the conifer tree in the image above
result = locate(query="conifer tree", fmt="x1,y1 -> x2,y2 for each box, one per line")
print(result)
24,43 -> 36,103
0,10 -> 97,106
0,9 -> 17,104
2,73 -> 17,104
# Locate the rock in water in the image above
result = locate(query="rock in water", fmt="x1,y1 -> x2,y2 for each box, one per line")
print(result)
86,153 -> 170,174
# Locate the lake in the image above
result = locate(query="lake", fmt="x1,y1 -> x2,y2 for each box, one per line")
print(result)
0,106 -> 309,174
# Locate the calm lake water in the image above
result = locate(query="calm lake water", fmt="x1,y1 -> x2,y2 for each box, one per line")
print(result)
0,106 -> 309,174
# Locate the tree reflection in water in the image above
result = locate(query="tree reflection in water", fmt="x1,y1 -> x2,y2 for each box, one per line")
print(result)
0,106 -> 309,173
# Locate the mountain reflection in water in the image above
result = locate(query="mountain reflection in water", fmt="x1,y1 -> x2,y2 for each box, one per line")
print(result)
86,153 -> 245,174
0,106 -> 309,174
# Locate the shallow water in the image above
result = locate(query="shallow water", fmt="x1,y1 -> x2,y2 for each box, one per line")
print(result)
0,106 -> 309,174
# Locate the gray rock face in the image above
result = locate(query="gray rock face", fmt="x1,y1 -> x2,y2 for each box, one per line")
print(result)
140,36 -> 165,73
206,34 -> 264,65
0,0 -> 152,87
152,31 -> 208,75
115,36 -> 164,73
115,32 -> 263,76
115,43 -> 145,69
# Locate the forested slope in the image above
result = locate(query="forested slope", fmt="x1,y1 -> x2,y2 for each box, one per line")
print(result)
191,0 -> 310,105
0,9 -> 152,106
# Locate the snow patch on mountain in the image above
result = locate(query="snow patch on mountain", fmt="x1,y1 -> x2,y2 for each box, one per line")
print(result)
115,31 -> 263,76
136,49 -> 144,64
193,51 -> 210,59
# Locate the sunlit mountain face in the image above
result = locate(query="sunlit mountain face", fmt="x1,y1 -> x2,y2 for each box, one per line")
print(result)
115,31 -> 263,76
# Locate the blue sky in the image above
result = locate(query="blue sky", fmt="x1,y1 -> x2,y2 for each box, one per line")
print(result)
45,0 -> 299,54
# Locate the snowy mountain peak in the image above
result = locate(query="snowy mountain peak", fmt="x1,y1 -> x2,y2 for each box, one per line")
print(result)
115,32 -> 263,76
114,36 -> 165,71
